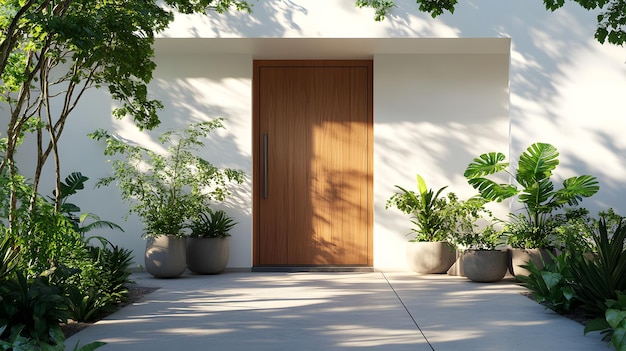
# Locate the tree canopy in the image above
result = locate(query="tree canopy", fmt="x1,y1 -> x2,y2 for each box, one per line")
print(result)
0,0 -> 250,221
356,0 -> 626,46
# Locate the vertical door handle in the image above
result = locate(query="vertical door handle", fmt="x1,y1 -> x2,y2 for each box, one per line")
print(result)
263,133 -> 268,199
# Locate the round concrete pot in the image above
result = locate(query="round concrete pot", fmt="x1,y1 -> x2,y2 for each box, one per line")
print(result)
186,237 -> 230,274
508,248 -> 553,278
145,235 -> 187,278
406,241 -> 457,274
461,249 -> 508,283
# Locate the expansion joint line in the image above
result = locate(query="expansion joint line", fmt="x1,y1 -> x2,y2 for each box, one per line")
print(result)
381,272 -> 435,351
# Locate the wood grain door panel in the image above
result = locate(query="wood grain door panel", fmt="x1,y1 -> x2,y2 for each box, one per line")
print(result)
254,60 -> 373,266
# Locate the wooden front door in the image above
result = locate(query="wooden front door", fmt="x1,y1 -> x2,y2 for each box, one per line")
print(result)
253,60 -> 373,267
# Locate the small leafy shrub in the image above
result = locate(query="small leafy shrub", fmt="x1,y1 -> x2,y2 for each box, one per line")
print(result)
447,197 -> 502,250
64,241 -> 134,322
517,251 -> 575,313
585,291 -> 626,351
386,174 -> 455,242
90,120 -> 245,237
551,208 -> 595,253
568,214 -> 626,317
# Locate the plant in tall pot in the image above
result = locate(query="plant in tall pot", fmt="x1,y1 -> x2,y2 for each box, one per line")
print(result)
386,174 -> 458,274
186,209 -> 236,274
90,119 -> 245,278
463,142 -> 599,277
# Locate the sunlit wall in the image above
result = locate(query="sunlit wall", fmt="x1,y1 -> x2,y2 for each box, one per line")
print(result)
9,0 -> 626,270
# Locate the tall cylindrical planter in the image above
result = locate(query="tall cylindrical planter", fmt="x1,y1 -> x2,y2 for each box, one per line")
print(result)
186,237 -> 230,274
406,241 -> 456,274
508,248 -> 553,278
462,249 -> 508,283
145,235 -> 187,278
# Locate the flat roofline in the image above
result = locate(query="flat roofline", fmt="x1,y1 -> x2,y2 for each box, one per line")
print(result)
153,38 -> 511,59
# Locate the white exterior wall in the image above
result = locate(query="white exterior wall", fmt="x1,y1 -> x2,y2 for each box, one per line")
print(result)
10,0 -> 626,270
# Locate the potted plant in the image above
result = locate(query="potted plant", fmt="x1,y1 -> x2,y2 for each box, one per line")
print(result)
463,142 -> 600,277
386,174 -> 457,274
90,119 -> 245,278
449,201 -> 508,282
186,209 -> 236,274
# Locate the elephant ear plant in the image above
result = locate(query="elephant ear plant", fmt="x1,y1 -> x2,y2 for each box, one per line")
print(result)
464,142 -> 600,249
90,119 -> 245,237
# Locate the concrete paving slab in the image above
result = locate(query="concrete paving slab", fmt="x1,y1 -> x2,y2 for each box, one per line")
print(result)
66,271 -> 608,351
383,272 -> 607,351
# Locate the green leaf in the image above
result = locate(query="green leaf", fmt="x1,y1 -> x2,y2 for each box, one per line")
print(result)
607,309 -> 626,329
518,178 -> 554,213
612,327 -> 626,351
72,341 -> 107,351
517,142 -> 559,186
467,178 -> 518,202
540,271 -> 562,289
553,175 -> 600,206
416,174 -> 428,197
584,317 -> 610,334
464,152 -> 508,178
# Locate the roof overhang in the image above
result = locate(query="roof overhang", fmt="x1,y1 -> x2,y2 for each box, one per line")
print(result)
153,38 -> 511,59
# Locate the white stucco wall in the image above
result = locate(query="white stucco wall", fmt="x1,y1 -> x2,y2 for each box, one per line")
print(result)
373,53 -> 510,269
8,0 -> 626,270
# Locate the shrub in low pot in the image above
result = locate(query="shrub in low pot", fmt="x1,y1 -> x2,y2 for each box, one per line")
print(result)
449,200 -> 508,282
386,174 -> 457,274
457,226 -> 508,283
186,209 -> 236,274
91,120 -> 245,278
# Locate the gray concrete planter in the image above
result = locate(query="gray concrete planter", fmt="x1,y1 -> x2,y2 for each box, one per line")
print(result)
186,237 -> 230,274
461,249 -> 508,283
144,235 -> 187,278
406,241 -> 456,274
508,248 -> 553,278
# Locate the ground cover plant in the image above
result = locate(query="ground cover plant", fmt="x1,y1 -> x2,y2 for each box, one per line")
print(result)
518,209 -> 626,349
0,170 -> 133,350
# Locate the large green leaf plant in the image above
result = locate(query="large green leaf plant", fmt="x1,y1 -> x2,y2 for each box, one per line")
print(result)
464,142 -> 599,248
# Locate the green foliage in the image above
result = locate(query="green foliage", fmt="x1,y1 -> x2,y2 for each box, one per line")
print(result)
543,0 -> 626,45
68,242 -> 133,322
359,0 -> 626,46
551,208 -> 595,253
585,291 -> 626,351
517,252 -> 575,313
386,174 -> 452,242
0,231 -> 19,280
356,0 -> 457,20
387,175 -> 496,244
90,120 -> 245,237
464,142 -> 599,249
0,271 -> 68,347
568,214 -> 626,317
164,0 -> 252,14
189,209 -> 236,238
447,197 -> 502,250
0,169 -> 132,325
53,172 -> 124,236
